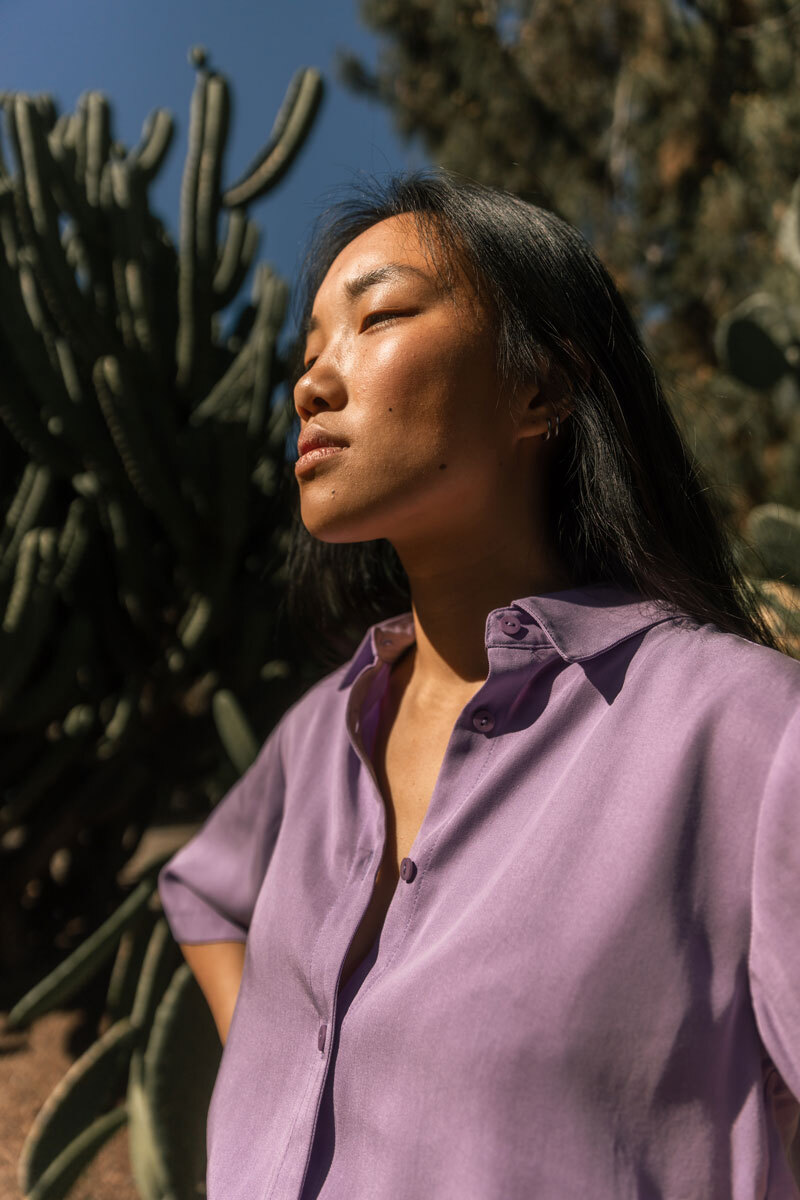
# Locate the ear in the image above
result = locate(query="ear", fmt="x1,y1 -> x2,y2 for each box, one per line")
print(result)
511,370 -> 574,443
512,349 -> 591,442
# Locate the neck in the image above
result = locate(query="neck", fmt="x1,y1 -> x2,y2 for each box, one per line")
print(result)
391,536 -> 574,700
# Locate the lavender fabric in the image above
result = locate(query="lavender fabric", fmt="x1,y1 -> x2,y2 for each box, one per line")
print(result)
157,582 -> 800,1199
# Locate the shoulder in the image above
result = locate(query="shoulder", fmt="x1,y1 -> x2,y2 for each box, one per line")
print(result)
267,657 -> 354,750
633,614 -> 800,740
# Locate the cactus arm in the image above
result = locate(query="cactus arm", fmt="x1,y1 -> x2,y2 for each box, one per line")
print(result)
93,355 -> 199,561
247,263 -> 289,447
175,67 -> 208,392
127,1051 -> 164,1200
9,96 -> 106,364
127,107 -> 174,182
53,495 -> 91,596
115,162 -> 167,374
175,590 -> 214,653
17,1017 -> 139,1194
105,908 -> 159,1022
106,159 -> 164,371
184,72 -> 230,391
73,92 -> 89,184
0,231 -> 104,475
4,874 -> 157,1030
1,525 -> 44,633
195,74 -> 229,274
138,961 -> 222,1200
20,1106 -> 129,1200
97,674 -> 143,757
84,91 -> 110,210
0,529 -> 60,713
211,686 -> 259,774
221,67 -> 323,207
189,263 -> 287,429
212,205 -> 259,310
0,462 -> 52,562
188,337 -> 254,424
130,917 -> 183,1031
33,93 -> 57,131
52,338 -> 125,480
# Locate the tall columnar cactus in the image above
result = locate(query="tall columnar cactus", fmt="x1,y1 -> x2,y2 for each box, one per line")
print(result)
0,48 -> 323,976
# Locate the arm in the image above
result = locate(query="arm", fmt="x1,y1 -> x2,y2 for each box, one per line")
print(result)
157,719 -> 287,1036
179,940 -> 247,1045
749,703 -> 800,1108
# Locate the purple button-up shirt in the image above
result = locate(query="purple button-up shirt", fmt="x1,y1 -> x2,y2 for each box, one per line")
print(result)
157,582 -> 800,1199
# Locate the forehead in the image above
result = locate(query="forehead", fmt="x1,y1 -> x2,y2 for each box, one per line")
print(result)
303,214 -> 483,343
322,214 -> 440,285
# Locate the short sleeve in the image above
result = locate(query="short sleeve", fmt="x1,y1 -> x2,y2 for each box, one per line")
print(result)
748,703 -> 800,1105
157,717 -> 286,944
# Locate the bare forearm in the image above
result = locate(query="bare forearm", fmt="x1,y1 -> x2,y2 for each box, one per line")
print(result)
179,940 -> 246,1045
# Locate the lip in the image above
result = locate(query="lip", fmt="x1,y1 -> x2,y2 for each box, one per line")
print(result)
294,444 -> 347,475
297,425 -> 349,457
295,424 -> 349,477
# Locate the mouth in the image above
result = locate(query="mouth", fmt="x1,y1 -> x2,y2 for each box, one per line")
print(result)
294,445 -> 347,476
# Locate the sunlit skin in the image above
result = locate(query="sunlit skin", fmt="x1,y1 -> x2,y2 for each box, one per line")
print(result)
293,213 -> 574,704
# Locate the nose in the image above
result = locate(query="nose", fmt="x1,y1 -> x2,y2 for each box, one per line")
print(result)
293,359 -> 346,423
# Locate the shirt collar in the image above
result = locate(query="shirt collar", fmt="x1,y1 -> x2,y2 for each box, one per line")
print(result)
337,582 -> 683,690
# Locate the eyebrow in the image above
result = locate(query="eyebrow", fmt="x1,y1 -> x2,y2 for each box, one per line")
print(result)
303,263 -> 440,337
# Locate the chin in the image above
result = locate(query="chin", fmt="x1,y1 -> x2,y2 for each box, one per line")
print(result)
299,505 -> 382,545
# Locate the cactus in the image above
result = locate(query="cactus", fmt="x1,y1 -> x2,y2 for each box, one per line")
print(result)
130,960 -> 222,1199
212,686 -> 260,774
0,49 -> 321,984
18,1018 -> 141,1191
3,57 -> 322,1200
12,858 -> 215,1199
5,870 -> 160,1030
21,1107 -> 129,1200
744,503 -> 800,588
714,180 -> 800,657
714,293 -> 800,391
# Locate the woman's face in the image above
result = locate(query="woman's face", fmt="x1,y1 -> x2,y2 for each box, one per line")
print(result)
293,213 -> 540,548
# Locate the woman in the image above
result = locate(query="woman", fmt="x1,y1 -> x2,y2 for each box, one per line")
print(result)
158,169 -> 800,1199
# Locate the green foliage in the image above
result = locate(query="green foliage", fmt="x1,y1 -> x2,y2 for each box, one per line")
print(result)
0,51 -> 323,979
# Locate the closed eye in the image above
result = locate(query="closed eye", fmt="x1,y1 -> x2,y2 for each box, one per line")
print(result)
362,310 -> 407,330
302,311 -> 409,371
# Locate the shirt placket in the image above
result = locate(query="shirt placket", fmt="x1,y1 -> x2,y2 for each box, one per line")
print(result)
289,610 -> 555,1200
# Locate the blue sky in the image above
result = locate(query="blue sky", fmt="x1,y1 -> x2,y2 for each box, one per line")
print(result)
0,0 -> 427,347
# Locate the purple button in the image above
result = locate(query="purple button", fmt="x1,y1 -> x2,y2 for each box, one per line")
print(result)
472,708 -> 495,733
318,1023 -> 327,1051
399,857 -> 417,882
500,614 -> 521,634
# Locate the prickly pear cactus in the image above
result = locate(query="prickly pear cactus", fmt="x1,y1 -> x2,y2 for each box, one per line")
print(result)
0,47 -> 322,979
714,181 -> 800,658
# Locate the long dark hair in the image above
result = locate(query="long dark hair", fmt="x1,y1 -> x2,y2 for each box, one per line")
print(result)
275,167 -> 788,668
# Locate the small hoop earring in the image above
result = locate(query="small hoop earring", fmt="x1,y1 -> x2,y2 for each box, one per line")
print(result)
555,411 -> 560,438
544,416 -> 552,441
